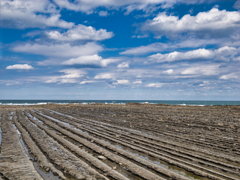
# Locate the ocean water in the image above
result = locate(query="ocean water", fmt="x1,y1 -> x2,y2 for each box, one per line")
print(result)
0,100 -> 240,106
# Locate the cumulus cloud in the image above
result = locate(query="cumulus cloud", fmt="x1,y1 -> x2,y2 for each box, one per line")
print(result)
148,49 -> 213,63
147,46 -> 240,63
45,77 -> 78,84
94,73 -> 115,79
234,56 -> 240,61
1,0 -> 73,29
59,69 -> 85,78
62,54 -> 117,67
45,69 -> 86,83
45,24 -> 113,41
163,69 -> 173,74
117,62 -> 129,68
142,8 -> 240,38
6,64 -> 34,70
214,46 -> 239,61
181,64 -> 220,76
12,42 -> 103,58
114,80 -> 129,85
59,79 -> 78,83
79,80 -> 98,84
133,80 -> 142,84
146,83 -> 164,88
219,73 -> 239,80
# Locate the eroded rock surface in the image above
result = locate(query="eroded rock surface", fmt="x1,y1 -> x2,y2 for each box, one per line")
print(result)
0,104 -> 239,180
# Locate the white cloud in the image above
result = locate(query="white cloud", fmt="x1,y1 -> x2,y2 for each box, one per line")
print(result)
117,62 -> 129,68
181,64 -> 220,76
121,43 -> 166,55
114,80 -> 129,85
147,46 -> 240,63
142,8 -> 240,38
53,0 -> 202,14
219,73 -> 239,80
199,81 -> 210,86
1,0 -> 73,29
98,11 -> 109,17
146,83 -> 164,88
163,69 -> 173,74
59,69 -> 85,79
120,43 -> 162,55
45,77 -> 59,83
148,49 -> 213,63
6,64 -> 34,70
234,56 -> 240,61
120,39 -> 220,55
214,46 -> 239,61
94,73 -> 115,79
131,34 -> 149,39
46,24 -> 113,41
62,54 -> 117,67
12,42 -> 103,58
133,80 -> 142,84
79,80 -> 98,84
45,69 -> 86,84
60,79 -> 78,83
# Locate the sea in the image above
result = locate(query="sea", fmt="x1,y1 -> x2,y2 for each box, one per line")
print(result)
0,100 -> 240,106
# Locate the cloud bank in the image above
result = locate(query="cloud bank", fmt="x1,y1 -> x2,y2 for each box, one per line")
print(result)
46,24 -> 114,41
62,54 -> 118,67
147,46 -> 240,63
1,0 -> 73,29
142,8 -> 240,38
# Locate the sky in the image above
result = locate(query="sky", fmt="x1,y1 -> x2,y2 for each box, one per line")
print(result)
0,0 -> 240,100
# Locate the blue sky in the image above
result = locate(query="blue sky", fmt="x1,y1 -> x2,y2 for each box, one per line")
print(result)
1,0 -> 240,100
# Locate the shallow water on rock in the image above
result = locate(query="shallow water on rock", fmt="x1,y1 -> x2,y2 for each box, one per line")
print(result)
12,123 -> 63,180
99,135 -> 206,180
0,117 -> 1,151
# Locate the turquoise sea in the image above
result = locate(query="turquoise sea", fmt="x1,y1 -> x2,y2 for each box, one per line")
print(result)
0,100 -> 240,106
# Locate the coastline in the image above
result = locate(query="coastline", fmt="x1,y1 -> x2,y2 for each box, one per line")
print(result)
0,103 -> 239,179
1,99 -> 240,106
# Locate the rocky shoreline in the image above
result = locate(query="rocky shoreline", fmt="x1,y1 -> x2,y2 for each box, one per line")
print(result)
0,104 -> 239,180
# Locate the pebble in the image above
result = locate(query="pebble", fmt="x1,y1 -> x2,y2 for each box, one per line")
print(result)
98,156 -> 106,160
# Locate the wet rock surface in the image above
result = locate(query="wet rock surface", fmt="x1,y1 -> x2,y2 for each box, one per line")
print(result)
0,104 -> 239,180
0,111 -> 43,180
